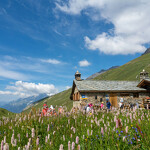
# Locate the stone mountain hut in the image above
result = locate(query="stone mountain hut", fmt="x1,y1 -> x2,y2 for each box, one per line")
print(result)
70,70 -> 150,108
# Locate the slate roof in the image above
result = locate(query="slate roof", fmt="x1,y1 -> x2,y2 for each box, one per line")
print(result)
74,80 -> 147,92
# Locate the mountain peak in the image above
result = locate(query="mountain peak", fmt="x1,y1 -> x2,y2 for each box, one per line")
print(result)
142,47 -> 150,55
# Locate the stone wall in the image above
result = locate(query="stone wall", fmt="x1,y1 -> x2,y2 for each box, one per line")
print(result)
73,92 -> 150,108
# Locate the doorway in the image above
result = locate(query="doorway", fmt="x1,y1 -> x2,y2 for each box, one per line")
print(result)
109,93 -> 118,107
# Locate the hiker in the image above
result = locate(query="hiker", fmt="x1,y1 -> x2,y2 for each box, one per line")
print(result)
42,101 -> 48,116
86,104 -> 91,113
101,102 -> 104,109
106,99 -> 111,110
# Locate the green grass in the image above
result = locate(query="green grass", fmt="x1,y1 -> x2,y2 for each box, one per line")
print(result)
94,53 -> 150,81
23,88 -> 73,113
0,108 -> 15,117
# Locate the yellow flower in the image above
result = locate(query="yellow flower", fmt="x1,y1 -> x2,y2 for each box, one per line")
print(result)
131,125 -> 133,127
85,139 -> 87,142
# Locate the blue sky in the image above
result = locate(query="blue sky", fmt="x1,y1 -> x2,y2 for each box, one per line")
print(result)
0,0 -> 150,102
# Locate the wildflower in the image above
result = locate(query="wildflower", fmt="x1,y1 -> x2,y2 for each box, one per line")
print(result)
68,141 -> 71,150
72,142 -> 75,150
4,136 -> 6,143
36,137 -> 39,146
116,120 -> 119,128
1,140 -> 4,150
132,137 -> 135,140
101,127 -> 104,135
125,126 -> 128,133
32,128 -> 35,138
59,144 -> 63,150
123,136 -> 125,142
45,136 -> 48,143
76,136 -> 79,144
63,135 -> 65,141
77,145 -> 80,150
121,131 -> 123,133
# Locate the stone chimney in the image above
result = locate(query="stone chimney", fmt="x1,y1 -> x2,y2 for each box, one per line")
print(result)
75,71 -> 81,81
140,69 -> 149,81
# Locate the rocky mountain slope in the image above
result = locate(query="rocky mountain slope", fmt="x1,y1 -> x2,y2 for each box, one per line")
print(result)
86,66 -> 119,80
142,47 -> 150,55
2,93 -> 48,113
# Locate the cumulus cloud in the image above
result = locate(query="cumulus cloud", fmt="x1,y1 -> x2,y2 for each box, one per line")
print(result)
40,59 -> 61,64
79,59 -> 91,67
56,0 -> 150,55
0,81 -> 58,98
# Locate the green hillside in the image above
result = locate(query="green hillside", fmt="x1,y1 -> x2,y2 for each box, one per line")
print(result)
0,108 -> 14,117
23,88 -> 72,113
94,53 -> 150,81
23,53 -> 150,113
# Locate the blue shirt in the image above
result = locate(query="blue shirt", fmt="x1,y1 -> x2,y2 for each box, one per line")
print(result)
107,102 -> 111,109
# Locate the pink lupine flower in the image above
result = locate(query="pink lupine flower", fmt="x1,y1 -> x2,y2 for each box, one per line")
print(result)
73,128 -> 76,133
123,136 -> 125,142
3,143 -> 9,150
77,145 -> 80,150
101,127 -> 104,135
138,119 -> 140,124
32,128 -> 35,138
18,147 -> 20,150
38,148 -> 40,150
36,137 -> 39,146
4,136 -> 6,143
83,135 -> 85,139
1,140 -> 4,150
17,134 -> 20,141
125,126 -> 128,133
70,134 -> 72,138
116,120 -> 119,128
76,136 -> 79,144
87,129 -> 89,136
59,144 -> 63,150
72,142 -> 75,150
68,141 -> 71,150
91,130 -> 93,135
45,136 -> 48,143
48,134 -> 50,139
63,135 -> 65,141
26,133 -> 28,138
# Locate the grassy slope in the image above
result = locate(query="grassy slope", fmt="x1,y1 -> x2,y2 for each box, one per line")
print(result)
0,108 -> 14,117
94,53 -> 150,81
23,53 -> 150,113
23,88 -> 72,113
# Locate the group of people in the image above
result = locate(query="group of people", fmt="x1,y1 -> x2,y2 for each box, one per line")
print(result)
42,102 -> 64,116
83,100 -> 112,113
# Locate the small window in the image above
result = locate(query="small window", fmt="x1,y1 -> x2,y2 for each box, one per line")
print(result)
133,93 -> 139,98
95,95 -> 97,100
100,98 -> 103,102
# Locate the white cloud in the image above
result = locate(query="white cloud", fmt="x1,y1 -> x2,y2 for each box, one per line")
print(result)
40,59 -> 61,64
66,86 -> 71,90
4,81 -> 58,97
0,66 -> 29,80
79,59 -> 91,67
56,0 -> 150,55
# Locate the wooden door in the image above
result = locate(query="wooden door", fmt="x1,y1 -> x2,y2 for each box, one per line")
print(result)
109,93 -> 118,107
